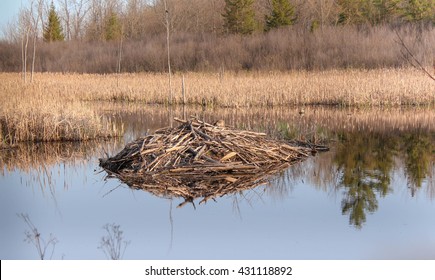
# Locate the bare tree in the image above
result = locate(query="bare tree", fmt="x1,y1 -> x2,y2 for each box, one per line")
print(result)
61,0 -> 91,40
295,0 -> 339,28
86,0 -> 122,41
87,0 -> 105,40
19,7 -> 32,84
98,223 -> 130,260
2,17 -> 21,43
60,0 -> 71,40
19,213 -> 58,260
17,0 -> 44,83
30,0 -> 44,83
117,24 -> 123,86
163,0 -> 173,105
124,0 -> 146,39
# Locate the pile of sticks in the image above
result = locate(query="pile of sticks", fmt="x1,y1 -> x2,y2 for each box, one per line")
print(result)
99,118 -> 323,206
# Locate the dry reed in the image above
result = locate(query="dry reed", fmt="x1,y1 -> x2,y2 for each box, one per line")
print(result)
1,68 -> 433,146
0,74 -> 121,146
1,68 -> 433,109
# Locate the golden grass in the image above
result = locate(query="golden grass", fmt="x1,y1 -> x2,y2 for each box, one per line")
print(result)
2,68 -> 433,107
0,68 -> 433,145
0,75 -> 121,146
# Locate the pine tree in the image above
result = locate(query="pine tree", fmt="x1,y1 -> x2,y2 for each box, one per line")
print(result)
223,0 -> 257,35
43,2 -> 64,42
105,11 -> 121,41
370,0 -> 402,24
265,0 -> 296,31
402,0 -> 435,22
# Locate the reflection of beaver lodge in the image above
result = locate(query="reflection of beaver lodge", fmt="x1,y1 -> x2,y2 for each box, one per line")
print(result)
99,118 -> 327,207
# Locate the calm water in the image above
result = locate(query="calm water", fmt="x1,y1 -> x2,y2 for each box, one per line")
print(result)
1,105 -> 434,260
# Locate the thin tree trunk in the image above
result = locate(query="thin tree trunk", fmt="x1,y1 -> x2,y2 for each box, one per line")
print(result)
32,0 -> 43,83
21,31 -> 25,82
117,28 -> 123,88
163,0 -> 173,105
31,34 -> 36,83
23,27 -> 30,84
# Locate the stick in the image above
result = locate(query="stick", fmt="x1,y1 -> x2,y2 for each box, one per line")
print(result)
395,30 -> 435,82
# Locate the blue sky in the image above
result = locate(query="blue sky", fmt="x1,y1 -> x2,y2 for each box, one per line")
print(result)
0,0 -> 22,33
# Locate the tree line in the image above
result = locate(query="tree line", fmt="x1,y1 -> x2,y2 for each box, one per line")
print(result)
0,0 -> 434,74
3,0 -> 434,43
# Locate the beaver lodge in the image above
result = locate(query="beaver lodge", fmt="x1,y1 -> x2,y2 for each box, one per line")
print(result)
99,118 -> 327,208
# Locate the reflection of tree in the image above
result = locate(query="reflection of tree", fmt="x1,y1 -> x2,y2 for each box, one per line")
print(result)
403,132 -> 434,195
19,213 -> 58,260
98,223 -> 130,260
334,132 -> 397,228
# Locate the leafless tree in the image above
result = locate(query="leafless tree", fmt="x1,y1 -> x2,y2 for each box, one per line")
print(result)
86,0 -> 122,41
60,0 -> 91,40
30,0 -> 44,83
16,0 -> 44,83
163,0 -> 173,105
2,17 -> 20,43
19,7 -> 32,83
19,213 -> 58,260
60,0 -> 72,40
117,24 -> 123,86
295,0 -> 339,28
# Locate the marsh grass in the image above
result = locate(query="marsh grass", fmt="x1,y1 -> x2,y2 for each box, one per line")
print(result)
0,74 -> 121,146
0,68 -> 433,145
3,68 -> 434,108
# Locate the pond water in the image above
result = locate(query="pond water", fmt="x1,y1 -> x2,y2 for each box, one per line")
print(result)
1,105 -> 434,260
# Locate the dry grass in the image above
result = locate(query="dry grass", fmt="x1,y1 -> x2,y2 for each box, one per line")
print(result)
3,68 -> 433,107
0,68 -> 433,145
0,74 -> 121,146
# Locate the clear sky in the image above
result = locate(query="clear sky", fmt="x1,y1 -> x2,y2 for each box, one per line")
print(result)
0,0 -> 23,35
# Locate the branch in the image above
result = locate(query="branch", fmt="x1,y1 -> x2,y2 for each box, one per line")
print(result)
395,29 -> 435,82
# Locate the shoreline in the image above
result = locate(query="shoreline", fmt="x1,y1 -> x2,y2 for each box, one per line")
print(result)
1,68 -> 434,145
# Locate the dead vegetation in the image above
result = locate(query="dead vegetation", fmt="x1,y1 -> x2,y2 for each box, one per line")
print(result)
99,118 -> 327,206
0,74 -> 121,147
1,68 -> 433,111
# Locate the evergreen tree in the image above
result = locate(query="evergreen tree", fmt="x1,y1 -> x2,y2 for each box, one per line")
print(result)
223,0 -> 257,35
370,0 -> 402,24
265,0 -> 296,31
402,0 -> 435,22
105,11 -> 121,41
43,2 -> 64,42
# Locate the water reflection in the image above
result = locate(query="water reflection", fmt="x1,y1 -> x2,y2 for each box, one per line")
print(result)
98,223 -> 130,260
334,132 -> 395,228
18,213 -> 58,260
97,105 -> 435,229
403,131 -> 434,192
1,106 -> 434,233
0,140 -> 123,173
331,128 -> 434,228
